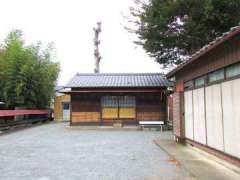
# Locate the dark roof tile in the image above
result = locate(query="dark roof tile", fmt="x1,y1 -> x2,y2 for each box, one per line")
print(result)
65,73 -> 171,88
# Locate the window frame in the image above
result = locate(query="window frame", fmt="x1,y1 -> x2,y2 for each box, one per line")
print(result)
184,62 -> 240,91
194,76 -> 207,88
62,102 -> 70,110
184,80 -> 194,91
225,62 -> 240,80
207,68 -> 225,85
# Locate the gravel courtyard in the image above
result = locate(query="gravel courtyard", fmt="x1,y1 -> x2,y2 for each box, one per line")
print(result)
0,123 -> 190,180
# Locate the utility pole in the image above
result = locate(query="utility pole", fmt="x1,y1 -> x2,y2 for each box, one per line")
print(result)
93,22 -> 101,73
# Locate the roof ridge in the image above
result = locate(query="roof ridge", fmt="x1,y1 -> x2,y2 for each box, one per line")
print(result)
187,26 -> 240,62
76,73 -> 166,76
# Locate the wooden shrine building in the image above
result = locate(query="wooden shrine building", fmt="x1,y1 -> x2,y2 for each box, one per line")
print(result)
63,73 -> 171,126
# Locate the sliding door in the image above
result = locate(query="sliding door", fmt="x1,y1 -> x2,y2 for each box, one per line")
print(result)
101,96 -> 136,119
193,88 -> 206,145
184,91 -> 194,140
101,96 -> 118,119
205,84 -> 224,151
222,79 -> 240,158
119,96 -> 136,118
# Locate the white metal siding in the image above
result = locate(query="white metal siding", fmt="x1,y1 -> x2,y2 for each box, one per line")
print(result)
222,79 -> 240,158
205,84 -> 224,151
184,91 -> 194,140
193,88 -> 207,144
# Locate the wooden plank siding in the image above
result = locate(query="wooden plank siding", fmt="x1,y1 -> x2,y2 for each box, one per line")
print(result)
70,92 -> 167,125
54,95 -> 70,121
175,39 -> 240,83
71,94 -> 101,124
72,112 -> 100,122
136,93 -> 166,122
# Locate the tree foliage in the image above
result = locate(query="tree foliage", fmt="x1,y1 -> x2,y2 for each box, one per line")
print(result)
0,30 -> 60,109
129,0 -> 240,67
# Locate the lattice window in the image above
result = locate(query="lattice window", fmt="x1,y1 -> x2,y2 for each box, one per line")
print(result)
101,96 -> 118,107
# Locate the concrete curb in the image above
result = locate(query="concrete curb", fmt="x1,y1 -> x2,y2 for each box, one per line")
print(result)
186,144 -> 240,174
154,139 -> 240,180
153,140 -> 197,179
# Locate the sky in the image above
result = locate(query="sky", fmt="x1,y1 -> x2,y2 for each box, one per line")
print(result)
0,0 -> 163,85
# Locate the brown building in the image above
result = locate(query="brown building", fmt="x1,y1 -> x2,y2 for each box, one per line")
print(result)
167,26 -> 240,166
63,73 -> 171,126
54,94 -> 70,122
53,86 -> 71,122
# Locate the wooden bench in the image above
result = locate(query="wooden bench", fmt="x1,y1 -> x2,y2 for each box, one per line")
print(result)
139,121 -> 164,131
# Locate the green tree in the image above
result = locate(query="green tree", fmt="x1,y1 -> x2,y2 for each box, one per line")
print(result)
3,30 -> 26,107
0,49 -> 6,101
129,0 -> 240,67
0,30 -> 60,109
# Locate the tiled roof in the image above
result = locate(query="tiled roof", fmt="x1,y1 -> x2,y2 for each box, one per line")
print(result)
167,26 -> 240,77
65,73 -> 171,88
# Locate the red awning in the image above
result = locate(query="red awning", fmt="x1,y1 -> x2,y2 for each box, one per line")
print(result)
0,110 -> 49,117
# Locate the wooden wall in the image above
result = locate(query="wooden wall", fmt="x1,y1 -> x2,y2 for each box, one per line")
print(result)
71,94 -> 101,123
54,94 -> 70,121
136,93 -> 166,122
70,92 -> 167,125
175,38 -> 240,83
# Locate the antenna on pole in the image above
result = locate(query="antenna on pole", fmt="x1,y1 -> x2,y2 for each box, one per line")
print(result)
93,22 -> 101,73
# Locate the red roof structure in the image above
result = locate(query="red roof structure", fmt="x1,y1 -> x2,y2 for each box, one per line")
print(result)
0,110 -> 49,117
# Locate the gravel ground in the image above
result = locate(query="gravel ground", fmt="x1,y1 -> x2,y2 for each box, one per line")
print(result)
0,123 -> 190,180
